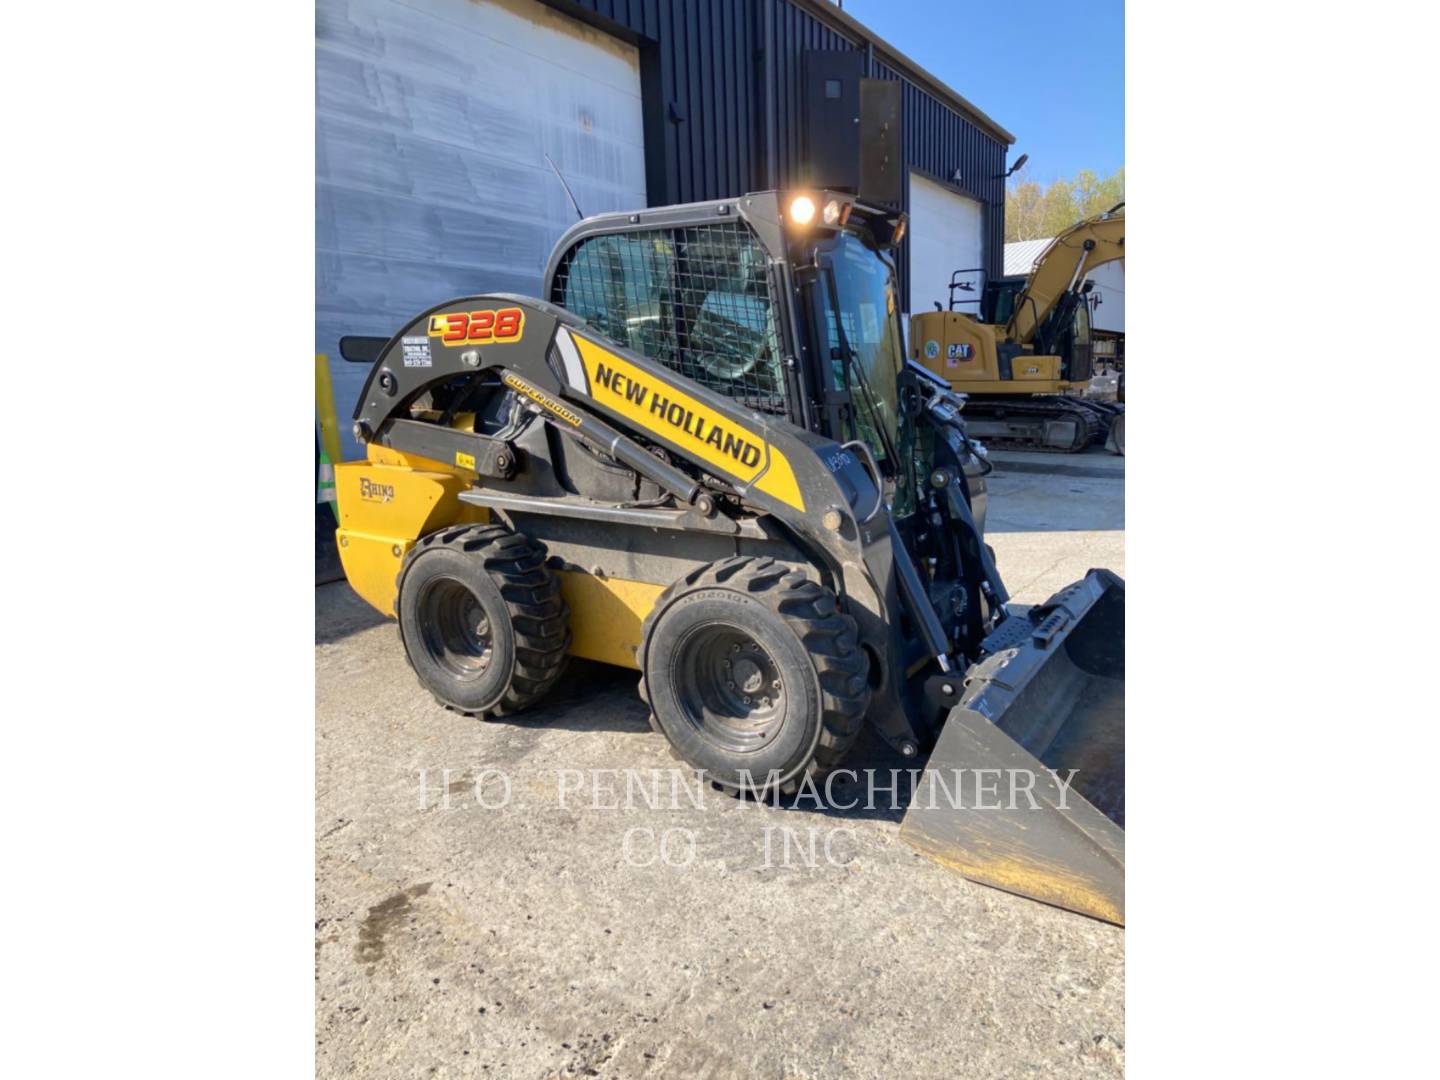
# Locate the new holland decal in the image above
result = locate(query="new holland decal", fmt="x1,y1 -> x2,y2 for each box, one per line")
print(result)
568,335 -> 805,512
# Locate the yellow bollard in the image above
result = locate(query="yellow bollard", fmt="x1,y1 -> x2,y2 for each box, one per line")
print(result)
316,354 -> 344,524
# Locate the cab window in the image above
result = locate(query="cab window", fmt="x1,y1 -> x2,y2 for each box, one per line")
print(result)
552,222 -> 787,414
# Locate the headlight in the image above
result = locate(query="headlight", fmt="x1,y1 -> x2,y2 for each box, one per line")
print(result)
822,199 -> 841,226
789,195 -> 816,225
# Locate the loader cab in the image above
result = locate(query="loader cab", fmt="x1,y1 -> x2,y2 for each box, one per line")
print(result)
544,190 -> 912,490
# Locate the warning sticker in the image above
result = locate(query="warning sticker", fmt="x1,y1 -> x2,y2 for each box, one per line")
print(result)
402,336 -> 432,368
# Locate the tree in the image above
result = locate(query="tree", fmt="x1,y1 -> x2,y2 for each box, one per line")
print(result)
1005,165 -> 1124,242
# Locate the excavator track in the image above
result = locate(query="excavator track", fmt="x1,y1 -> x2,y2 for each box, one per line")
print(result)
960,396 -> 1118,453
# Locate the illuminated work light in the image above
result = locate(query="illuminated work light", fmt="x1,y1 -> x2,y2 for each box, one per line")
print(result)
789,195 -> 816,225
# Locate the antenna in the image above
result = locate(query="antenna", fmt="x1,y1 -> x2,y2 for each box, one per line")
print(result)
544,153 -> 585,222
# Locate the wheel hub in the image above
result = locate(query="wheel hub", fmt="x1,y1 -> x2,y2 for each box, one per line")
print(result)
672,624 -> 785,752
417,577 -> 494,679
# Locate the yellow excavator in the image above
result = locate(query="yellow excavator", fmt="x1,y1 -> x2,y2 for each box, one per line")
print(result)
910,204 -> 1125,454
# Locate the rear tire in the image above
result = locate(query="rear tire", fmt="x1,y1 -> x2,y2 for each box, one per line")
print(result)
397,524 -> 569,718
639,557 -> 869,796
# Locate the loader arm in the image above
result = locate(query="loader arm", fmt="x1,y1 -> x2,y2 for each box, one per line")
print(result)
1006,205 -> 1125,346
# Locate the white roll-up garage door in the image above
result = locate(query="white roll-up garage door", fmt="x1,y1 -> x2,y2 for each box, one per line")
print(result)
906,172 -> 985,320
316,0 -> 648,457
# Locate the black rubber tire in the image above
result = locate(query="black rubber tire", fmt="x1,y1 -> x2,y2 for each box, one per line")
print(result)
396,524 -> 569,718
639,556 -> 869,796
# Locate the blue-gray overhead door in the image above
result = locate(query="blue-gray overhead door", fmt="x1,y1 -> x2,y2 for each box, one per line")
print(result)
316,0 -> 647,456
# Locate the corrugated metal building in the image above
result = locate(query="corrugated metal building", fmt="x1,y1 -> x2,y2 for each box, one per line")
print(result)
318,0 -> 1016,455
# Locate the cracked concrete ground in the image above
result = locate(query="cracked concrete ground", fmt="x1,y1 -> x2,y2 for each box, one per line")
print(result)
316,452 -> 1125,1078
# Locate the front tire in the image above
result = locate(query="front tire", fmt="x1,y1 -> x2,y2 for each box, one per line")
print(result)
396,524 -> 569,718
639,557 -> 869,795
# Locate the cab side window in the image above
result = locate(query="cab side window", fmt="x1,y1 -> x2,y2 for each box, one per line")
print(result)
552,223 -> 787,413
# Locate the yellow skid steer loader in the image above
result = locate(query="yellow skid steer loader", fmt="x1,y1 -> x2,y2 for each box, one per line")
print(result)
334,191 -> 1126,923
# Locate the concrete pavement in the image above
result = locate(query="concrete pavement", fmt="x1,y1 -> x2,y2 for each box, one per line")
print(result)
315,463 -> 1125,1078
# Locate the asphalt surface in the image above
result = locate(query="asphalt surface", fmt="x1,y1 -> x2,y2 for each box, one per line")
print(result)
316,451 -> 1125,1078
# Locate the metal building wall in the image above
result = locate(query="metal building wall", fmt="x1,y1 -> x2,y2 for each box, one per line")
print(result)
549,0 -> 1012,296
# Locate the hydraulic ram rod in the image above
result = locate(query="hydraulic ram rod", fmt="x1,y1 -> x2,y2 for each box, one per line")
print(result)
499,370 -> 702,506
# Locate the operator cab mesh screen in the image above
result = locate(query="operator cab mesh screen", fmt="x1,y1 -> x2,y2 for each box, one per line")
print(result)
551,222 -> 787,414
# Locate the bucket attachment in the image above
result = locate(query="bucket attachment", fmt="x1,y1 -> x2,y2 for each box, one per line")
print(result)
900,570 -> 1125,924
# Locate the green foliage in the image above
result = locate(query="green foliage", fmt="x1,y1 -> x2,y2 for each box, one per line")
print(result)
1005,166 -> 1124,243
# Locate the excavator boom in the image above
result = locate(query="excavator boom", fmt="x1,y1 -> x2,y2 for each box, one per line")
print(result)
1006,204 -> 1125,345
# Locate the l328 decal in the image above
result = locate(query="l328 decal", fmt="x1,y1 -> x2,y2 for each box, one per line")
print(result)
427,305 -> 525,345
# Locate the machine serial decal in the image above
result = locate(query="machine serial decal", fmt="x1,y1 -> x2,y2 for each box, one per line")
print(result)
427,306 -> 525,345
401,336 -> 433,367
568,335 -> 805,512
501,373 -> 583,426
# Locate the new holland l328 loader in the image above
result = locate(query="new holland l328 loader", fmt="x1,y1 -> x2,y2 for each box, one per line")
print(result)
334,191 -> 1126,923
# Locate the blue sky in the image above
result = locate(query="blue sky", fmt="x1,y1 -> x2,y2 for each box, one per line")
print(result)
842,0 -> 1124,183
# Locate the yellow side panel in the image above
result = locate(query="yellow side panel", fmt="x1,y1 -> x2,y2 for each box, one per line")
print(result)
333,460 -> 486,615
909,312 -> 1003,385
558,571 -> 666,671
